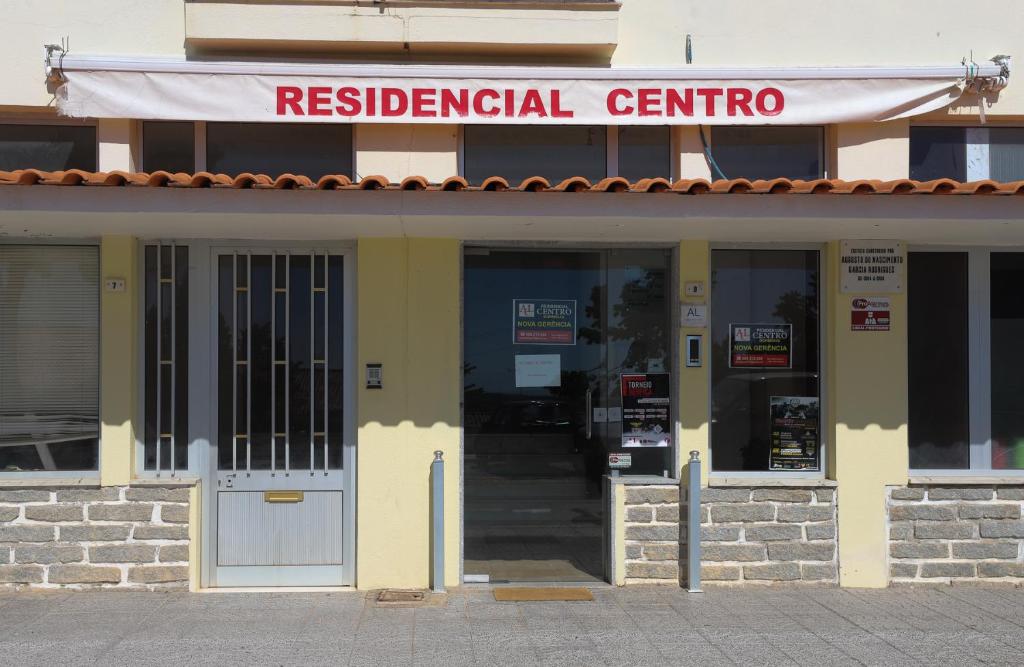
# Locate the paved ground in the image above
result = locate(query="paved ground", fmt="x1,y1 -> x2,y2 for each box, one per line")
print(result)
1,585 -> 1023,666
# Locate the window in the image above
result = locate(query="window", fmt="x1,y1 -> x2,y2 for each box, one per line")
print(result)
143,122 -> 195,174
0,245 -> 99,472
910,126 -> 1024,181
909,250 -> 1024,471
0,124 -> 96,172
463,125 -> 606,183
908,253 -> 970,469
710,249 -> 821,473
709,127 -> 824,180
143,244 -> 189,473
206,123 -> 353,179
617,126 -> 671,181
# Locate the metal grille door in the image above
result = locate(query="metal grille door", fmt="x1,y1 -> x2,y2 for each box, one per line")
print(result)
212,250 -> 349,586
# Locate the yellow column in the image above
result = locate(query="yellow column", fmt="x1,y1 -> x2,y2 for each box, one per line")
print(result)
97,119 -> 135,172
828,241 -> 909,587
356,238 -> 461,589
99,236 -> 137,486
679,241 -> 710,484
834,120 -> 910,181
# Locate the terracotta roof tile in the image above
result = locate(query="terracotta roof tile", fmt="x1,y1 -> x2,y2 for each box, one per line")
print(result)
2,170 -> 1024,196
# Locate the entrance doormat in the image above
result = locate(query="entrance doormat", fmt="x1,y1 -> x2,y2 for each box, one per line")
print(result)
493,587 -> 594,602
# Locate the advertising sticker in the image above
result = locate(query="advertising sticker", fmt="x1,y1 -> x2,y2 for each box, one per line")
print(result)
850,297 -> 891,332
729,324 -> 792,368
608,453 -> 633,470
769,396 -> 820,471
621,373 -> 671,448
513,299 -> 576,345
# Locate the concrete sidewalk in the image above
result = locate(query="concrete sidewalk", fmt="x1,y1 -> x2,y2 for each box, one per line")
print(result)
0,586 -> 1022,666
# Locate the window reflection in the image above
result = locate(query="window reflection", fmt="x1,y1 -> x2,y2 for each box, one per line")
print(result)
710,250 -> 820,472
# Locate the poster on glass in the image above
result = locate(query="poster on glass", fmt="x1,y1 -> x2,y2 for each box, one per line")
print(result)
769,396 -> 819,470
621,373 -> 671,448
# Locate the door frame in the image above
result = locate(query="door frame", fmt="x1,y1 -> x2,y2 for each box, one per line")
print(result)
459,243 -> 680,584
196,241 -> 357,588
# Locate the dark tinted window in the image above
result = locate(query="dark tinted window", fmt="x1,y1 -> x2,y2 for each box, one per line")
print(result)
207,123 -> 353,179
710,127 -> 822,180
990,252 -> 1024,470
711,250 -> 821,472
143,122 -> 195,174
909,127 -> 966,181
0,124 -> 96,171
618,126 -> 671,181
464,125 -> 606,183
990,128 -> 1024,182
908,252 -> 969,469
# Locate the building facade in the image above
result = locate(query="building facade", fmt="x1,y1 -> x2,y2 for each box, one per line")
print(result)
1,0 -> 1023,590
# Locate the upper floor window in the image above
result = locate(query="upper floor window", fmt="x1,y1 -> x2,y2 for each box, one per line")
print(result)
464,125 -> 606,183
709,127 -> 824,181
0,245 -> 99,472
910,126 -> 1024,181
617,126 -> 671,181
143,121 -> 195,174
0,124 -> 96,172
207,122 -> 353,180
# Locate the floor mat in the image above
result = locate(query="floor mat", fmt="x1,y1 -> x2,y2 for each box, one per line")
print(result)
492,587 -> 594,602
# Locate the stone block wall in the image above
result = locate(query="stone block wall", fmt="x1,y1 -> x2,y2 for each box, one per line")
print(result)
699,486 -> 838,584
0,486 -> 191,589
887,485 -> 1024,584
622,483 -> 838,585
623,485 -> 683,583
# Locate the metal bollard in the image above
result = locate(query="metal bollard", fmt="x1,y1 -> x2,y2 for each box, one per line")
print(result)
687,450 -> 703,593
431,450 -> 445,593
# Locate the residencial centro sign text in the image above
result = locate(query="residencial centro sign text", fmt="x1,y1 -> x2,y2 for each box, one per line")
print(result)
275,85 -> 786,120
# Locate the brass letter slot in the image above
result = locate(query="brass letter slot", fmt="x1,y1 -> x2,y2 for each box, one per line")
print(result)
264,490 -> 304,503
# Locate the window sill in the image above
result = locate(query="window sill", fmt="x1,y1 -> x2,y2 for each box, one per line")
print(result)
708,476 -> 836,488
0,476 -> 99,488
908,474 -> 1024,486
606,475 -> 679,486
131,476 -> 201,488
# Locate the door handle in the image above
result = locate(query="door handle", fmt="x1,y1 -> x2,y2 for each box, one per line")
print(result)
586,388 -> 593,440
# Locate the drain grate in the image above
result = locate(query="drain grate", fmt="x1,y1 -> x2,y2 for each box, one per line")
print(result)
377,589 -> 426,603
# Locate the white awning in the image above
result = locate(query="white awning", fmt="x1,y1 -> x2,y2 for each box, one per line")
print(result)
51,55 -> 1009,126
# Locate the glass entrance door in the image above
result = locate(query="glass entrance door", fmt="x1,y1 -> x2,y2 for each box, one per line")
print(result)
210,248 -> 353,587
463,249 -> 672,583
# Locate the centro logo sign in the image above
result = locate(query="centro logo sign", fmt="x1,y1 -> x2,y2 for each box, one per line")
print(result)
536,303 -> 571,318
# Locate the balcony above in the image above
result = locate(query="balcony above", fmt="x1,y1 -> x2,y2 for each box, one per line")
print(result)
184,1 -> 620,60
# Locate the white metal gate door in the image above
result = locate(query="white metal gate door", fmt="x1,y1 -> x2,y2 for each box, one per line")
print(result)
210,248 -> 353,587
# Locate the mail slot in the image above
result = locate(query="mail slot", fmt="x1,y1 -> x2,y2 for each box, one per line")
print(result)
264,490 -> 304,503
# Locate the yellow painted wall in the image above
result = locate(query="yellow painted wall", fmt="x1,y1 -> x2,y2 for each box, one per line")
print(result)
356,238 -> 461,589
355,125 -> 458,184
827,241 -> 909,587
612,481 -> 626,586
676,127 -> 713,182
188,482 -> 202,592
679,241 -> 711,484
835,121 -> 911,181
99,236 -> 137,486
97,119 -> 135,172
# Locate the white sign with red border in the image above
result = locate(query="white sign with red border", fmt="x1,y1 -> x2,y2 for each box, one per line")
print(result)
54,60 -> 973,125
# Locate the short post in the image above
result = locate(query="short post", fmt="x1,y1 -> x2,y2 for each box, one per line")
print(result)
687,450 -> 702,593
431,450 -> 445,593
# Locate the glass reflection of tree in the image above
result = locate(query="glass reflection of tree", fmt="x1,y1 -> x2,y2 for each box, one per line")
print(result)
608,269 -> 667,372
